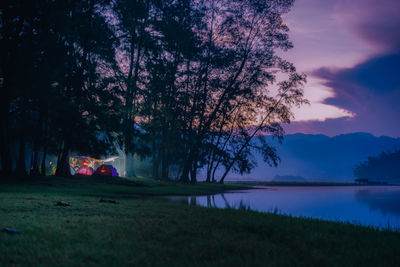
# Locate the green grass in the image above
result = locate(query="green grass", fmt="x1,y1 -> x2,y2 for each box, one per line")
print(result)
0,175 -> 249,197
1,176 -> 400,266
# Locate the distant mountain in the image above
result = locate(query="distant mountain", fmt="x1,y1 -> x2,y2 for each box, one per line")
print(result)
224,132 -> 400,182
272,175 -> 306,182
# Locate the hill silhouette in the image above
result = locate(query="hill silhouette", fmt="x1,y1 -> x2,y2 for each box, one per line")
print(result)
224,133 -> 400,182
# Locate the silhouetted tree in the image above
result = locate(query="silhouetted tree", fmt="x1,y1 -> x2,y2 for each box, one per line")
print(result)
354,150 -> 400,182
0,0 -> 118,177
0,0 -> 307,183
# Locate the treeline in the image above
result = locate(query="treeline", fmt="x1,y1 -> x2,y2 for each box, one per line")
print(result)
354,150 -> 400,182
0,0 -> 306,183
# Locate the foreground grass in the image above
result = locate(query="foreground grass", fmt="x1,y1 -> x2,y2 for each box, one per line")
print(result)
1,176 -> 400,266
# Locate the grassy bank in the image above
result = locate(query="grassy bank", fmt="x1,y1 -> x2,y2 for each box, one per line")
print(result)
1,176 -> 400,266
0,175 -> 249,197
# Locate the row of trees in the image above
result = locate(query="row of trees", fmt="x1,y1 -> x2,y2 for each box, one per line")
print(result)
0,0 -> 307,183
354,150 -> 400,182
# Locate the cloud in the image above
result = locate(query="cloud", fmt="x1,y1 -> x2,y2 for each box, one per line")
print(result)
302,53 -> 400,137
284,0 -> 400,136
291,77 -> 354,122
313,53 -> 400,102
286,104 -> 400,137
333,0 -> 400,53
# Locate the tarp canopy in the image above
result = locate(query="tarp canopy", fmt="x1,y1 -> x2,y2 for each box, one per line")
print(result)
94,165 -> 119,177
75,166 -> 94,176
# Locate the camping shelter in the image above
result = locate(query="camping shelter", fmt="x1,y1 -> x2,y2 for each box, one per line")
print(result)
70,156 -> 121,175
94,165 -> 119,177
75,166 -> 94,176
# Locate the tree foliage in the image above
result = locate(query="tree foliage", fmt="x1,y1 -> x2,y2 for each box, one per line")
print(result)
0,0 -> 307,183
354,150 -> 400,182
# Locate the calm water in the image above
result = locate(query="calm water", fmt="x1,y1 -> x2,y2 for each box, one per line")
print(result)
162,186 -> 400,230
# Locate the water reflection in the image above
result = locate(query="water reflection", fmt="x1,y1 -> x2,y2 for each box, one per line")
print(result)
355,188 -> 400,215
160,186 -> 400,230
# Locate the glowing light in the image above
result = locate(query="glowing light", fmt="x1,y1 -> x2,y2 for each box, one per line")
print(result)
102,156 -> 119,162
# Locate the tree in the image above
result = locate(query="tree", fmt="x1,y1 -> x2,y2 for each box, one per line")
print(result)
0,0 -> 28,176
174,0 -> 307,183
112,0 -> 153,177
354,150 -> 400,182
0,0 -> 118,177
1,0 -> 307,183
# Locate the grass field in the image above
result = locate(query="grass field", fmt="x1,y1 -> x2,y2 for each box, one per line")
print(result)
1,176 -> 400,266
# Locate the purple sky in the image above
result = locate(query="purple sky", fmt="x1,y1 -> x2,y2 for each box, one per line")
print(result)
281,0 -> 400,137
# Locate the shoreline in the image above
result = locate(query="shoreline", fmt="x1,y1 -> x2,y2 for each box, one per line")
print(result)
227,181 -> 398,187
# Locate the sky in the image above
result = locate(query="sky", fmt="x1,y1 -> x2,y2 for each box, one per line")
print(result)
281,0 -> 400,137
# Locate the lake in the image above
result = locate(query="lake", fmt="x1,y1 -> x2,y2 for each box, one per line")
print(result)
162,186 -> 400,230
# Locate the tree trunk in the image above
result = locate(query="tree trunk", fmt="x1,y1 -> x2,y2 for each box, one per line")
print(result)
190,167 -> 197,184
206,166 -> 212,183
125,152 -> 136,177
15,133 -> 27,176
0,124 -> 12,176
41,143 -> 48,176
211,156 -> 222,183
160,125 -> 169,180
180,132 -> 196,184
161,157 -> 168,180
151,137 -> 159,179
205,143 -> 214,183
55,141 -> 71,177
218,101 -> 284,184
180,153 -> 191,183
155,147 -> 161,180
30,147 -> 41,176
40,116 -> 49,176
189,196 -> 197,206
190,152 -> 198,184
56,142 -> 63,172
160,139 -> 169,180
30,116 -> 43,176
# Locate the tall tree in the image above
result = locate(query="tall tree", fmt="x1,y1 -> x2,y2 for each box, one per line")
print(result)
54,0 -> 118,176
112,0 -> 153,177
175,0 -> 307,183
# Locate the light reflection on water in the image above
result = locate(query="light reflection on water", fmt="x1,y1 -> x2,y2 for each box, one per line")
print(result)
161,186 -> 400,230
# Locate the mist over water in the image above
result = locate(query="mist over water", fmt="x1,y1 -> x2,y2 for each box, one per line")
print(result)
162,186 -> 400,230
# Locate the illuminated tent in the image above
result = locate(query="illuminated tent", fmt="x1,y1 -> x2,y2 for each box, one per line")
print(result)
94,165 -> 119,177
70,156 -> 121,175
75,166 -> 95,176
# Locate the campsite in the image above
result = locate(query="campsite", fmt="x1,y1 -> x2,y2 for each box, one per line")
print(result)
56,156 -> 120,177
